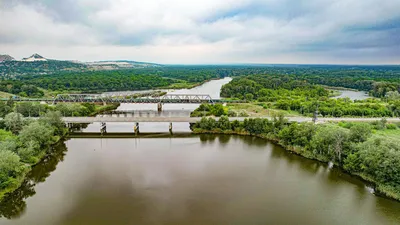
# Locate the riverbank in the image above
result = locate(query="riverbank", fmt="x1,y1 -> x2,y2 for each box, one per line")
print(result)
190,117 -> 400,202
89,103 -> 120,116
0,112 -> 68,202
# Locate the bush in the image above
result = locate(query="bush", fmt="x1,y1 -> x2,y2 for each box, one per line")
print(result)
387,124 -> 398,130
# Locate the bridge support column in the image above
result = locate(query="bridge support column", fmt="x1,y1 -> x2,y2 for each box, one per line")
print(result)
134,122 -> 140,135
157,102 -> 162,112
100,122 -> 107,135
169,122 -> 173,134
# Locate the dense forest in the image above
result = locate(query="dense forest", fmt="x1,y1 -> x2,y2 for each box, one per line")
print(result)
191,116 -> 400,201
221,75 -> 400,117
1,64 -> 400,97
19,71 -> 176,93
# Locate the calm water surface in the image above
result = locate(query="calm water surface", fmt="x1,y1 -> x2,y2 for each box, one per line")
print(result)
1,135 -> 400,225
333,90 -> 370,101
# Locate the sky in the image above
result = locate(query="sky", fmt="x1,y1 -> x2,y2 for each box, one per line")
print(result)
0,0 -> 399,64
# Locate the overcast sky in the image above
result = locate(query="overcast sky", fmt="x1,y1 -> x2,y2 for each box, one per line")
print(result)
0,0 -> 399,64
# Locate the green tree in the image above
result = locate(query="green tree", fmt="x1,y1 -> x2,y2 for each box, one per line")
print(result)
349,123 -> 372,143
0,150 -> 25,189
210,104 -> 225,117
217,116 -> 231,131
4,113 -> 25,134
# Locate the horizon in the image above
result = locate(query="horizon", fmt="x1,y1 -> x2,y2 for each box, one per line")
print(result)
2,53 -> 400,66
1,0 -> 399,65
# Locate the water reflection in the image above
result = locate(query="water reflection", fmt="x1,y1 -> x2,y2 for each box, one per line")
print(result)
0,142 -> 68,219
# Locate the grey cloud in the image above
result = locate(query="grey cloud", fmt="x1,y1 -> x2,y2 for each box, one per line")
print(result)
1,0 -> 399,63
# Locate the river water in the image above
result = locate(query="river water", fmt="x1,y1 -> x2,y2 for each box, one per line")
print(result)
333,90 -> 370,101
1,78 -> 400,225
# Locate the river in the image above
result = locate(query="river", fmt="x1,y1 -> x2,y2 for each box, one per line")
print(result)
1,78 -> 400,224
333,90 -> 370,101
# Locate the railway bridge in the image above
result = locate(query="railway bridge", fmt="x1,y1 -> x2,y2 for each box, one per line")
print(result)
0,94 -> 244,111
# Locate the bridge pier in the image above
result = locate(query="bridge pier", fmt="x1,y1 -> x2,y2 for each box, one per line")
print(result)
169,122 -> 173,134
100,122 -> 107,135
157,102 -> 162,112
134,122 -> 140,135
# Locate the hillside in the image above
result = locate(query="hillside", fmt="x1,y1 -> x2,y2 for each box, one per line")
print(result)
22,53 -> 47,62
85,60 -> 162,69
0,54 -> 15,62
0,60 -> 87,78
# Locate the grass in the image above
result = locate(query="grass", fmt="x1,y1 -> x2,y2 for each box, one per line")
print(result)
226,103 -> 302,117
373,128 -> 400,141
0,91 -> 13,98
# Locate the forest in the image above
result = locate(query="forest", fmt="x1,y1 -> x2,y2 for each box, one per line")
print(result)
1,64 -> 400,97
191,116 -> 400,201
221,75 -> 400,117
18,71 -> 176,93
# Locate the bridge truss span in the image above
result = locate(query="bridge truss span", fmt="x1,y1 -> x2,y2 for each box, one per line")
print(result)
53,93 -> 215,104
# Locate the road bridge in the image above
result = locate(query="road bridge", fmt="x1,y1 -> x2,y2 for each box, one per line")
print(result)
61,116 -> 400,124
61,116 -> 399,134
1,116 -> 398,133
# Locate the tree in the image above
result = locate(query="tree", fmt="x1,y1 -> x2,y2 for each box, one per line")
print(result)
217,116 -> 231,130
18,121 -> 54,149
349,123 -> 372,143
0,102 -> 12,117
210,104 -> 225,117
39,111 -> 66,136
245,93 -> 254,101
0,150 -> 24,189
310,125 -> 349,162
4,113 -> 25,134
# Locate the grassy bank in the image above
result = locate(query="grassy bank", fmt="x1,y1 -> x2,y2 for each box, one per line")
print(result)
89,103 -> 120,116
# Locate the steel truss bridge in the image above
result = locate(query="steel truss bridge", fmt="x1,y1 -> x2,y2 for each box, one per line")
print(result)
1,94 -> 244,104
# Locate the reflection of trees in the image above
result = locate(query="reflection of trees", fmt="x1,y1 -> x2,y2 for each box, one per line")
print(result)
68,123 -> 90,132
199,134 -> 217,143
0,142 -> 68,219
218,135 -> 231,145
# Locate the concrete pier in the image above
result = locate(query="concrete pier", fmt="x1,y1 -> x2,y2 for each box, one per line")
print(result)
157,102 -> 162,112
134,122 -> 140,134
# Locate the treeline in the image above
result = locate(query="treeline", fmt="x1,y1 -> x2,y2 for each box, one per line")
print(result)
191,116 -> 400,200
0,101 -> 120,118
19,71 -> 175,92
0,112 -> 67,200
190,103 -> 249,117
0,81 -> 44,97
221,75 -> 329,100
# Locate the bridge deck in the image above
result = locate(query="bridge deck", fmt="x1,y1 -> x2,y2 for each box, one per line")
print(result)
61,117 -> 400,123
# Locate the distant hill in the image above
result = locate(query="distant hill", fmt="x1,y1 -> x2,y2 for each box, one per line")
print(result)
86,60 -> 163,69
0,60 -> 87,78
22,53 -> 47,62
0,54 -> 15,62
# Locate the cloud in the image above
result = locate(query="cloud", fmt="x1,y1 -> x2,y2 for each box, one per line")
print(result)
0,0 -> 399,64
